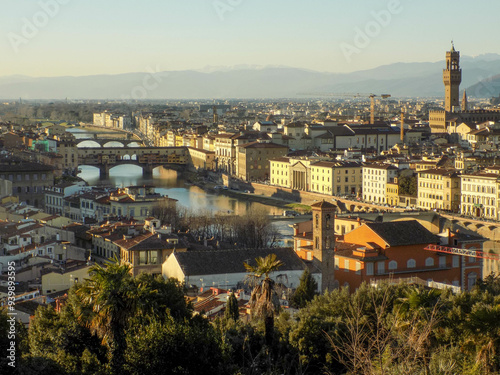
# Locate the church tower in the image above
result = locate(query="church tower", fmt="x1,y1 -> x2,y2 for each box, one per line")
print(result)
311,200 -> 336,292
443,42 -> 462,112
461,90 -> 468,111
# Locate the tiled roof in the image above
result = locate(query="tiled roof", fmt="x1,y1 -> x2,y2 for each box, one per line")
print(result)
364,221 -> 439,247
310,200 -> 336,209
238,141 -> 288,149
172,247 -> 305,276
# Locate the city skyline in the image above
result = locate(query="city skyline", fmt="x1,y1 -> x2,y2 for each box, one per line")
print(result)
2,0 -> 500,77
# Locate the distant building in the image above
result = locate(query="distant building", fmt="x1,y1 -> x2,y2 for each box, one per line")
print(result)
0,160 -> 55,208
236,141 -> 288,181
253,121 -> 278,133
430,44 -> 500,133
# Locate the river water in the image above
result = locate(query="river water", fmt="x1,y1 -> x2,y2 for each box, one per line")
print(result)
70,128 -> 296,239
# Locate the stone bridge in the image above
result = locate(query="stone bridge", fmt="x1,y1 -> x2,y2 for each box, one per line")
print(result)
440,213 -> 500,242
333,197 -> 406,213
76,138 -> 145,147
77,146 -> 188,177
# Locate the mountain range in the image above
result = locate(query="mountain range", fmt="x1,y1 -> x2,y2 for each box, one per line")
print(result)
2,54 -> 500,100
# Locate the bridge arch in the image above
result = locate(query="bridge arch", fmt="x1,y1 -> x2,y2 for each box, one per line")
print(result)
102,141 -> 125,148
77,140 -> 101,148
127,141 -> 142,147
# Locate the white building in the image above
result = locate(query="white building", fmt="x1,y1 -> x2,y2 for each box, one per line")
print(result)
163,248 -> 313,291
362,164 -> 398,204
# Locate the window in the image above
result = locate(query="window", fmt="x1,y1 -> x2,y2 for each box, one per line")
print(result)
388,260 -> 397,270
366,262 -> 374,276
407,259 -> 416,268
452,255 -> 459,268
467,272 -> 477,290
439,256 -> 446,268
344,259 -> 350,272
377,261 -> 385,274
335,258 -> 340,270
425,257 -> 434,267
355,262 -> 361,275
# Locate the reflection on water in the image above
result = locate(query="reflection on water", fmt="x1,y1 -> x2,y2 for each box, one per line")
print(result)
78,166 -> 283,217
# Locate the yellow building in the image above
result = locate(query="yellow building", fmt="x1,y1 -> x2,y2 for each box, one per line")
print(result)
310,161 -> 362,196
270,157 -> 291,188
417,168 -> 460,211
41,261 -> 91,295
188,147 -> 216,171
386,179 -> 399,206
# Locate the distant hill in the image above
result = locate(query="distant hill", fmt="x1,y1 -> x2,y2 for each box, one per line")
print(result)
1,54 -> 500,99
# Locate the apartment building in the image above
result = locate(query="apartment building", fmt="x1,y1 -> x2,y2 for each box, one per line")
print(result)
417,169 -> 461,212
460,172 -> 500,220
0,160 -> 55,208
270,157 -> 291,188
362,164 -> 398,204
310,161 -> 362,196
236,141 -> 288,181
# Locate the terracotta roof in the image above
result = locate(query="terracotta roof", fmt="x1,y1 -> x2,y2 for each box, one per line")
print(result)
363,221 -> 439,247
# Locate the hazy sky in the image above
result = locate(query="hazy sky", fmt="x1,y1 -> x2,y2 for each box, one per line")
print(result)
1,0 -> 499,77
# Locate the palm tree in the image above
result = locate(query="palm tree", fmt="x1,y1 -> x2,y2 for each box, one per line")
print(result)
75,260 -> 136,373
244,253 -> 283,346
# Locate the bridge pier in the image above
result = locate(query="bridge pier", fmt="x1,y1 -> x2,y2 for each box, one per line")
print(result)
142,164 -> 154,177
99,164 -> 110,179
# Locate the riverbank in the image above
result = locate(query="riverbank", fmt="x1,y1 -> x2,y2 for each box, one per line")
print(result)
177,169 -> 308,212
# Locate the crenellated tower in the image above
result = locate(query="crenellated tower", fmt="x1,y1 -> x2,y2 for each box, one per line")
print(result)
443,42 -> 462,112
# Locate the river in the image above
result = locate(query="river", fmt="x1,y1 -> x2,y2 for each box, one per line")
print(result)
70,128 -> 297,240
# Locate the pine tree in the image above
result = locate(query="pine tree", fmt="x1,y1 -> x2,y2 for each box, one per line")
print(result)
291,268 -> 318,308
224,292 -> 240,321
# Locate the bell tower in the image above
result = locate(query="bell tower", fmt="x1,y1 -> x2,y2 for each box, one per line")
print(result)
443,41 -> 462,112
311,200 -> 336,292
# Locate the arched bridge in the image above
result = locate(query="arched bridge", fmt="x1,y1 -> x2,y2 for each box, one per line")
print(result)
76,138 -> 145,147
440,213 -> 500,241
77,146 -> 188,177
333,197 -> 406,213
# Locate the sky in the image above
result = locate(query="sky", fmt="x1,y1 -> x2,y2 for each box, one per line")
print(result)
1,0 -> 500,77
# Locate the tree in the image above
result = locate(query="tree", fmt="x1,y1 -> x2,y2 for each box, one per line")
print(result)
291,268 -> 318,309
462,302 -> 500,373
74,260 -> 136,373
133,273 -> 192,322
398,175 -> 418,197
244,253 -> 284,346
224,292 -> 240,322
28,305 -> 105,374
124,315 -> 226,375
476,273 -> 500,296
